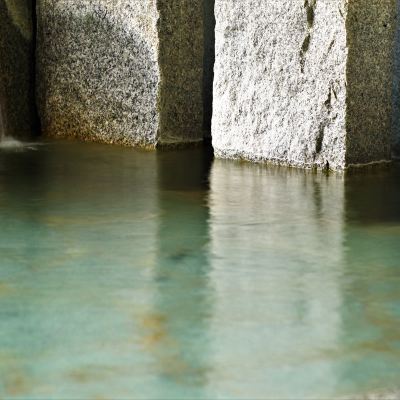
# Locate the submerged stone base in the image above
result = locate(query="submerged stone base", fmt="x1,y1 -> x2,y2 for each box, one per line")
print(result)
212,0 -> 396,170
37,0 -> 204,147
0,0 -> 36,139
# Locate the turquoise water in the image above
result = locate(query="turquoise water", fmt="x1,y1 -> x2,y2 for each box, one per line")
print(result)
0,141 -> 400,399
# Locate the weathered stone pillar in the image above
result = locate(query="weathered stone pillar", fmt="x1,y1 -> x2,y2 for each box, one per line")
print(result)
0,0 -> 37,139
212,0 -> 397,170
37,0 -> 204,148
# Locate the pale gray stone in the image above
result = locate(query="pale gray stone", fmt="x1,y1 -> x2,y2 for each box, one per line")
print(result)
0,0 -> 36,139
212,0 -> 397,170
37,0 -> 204,147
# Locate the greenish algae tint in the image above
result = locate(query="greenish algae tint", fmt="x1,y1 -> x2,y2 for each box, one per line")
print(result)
0,141 -> 400,399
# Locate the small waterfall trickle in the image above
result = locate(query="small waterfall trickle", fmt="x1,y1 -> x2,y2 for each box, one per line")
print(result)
0,100 -> 28,150
0,102 -> 5,141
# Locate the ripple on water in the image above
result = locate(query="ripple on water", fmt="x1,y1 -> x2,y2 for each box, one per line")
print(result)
0,137 -> 37,151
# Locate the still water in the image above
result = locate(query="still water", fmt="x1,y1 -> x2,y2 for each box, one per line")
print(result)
0,141 -> 399,399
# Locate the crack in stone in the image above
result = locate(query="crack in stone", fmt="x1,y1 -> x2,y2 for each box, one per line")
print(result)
324,87 -> 332,110
300,0 -> 316,73
315,86 -> 333,158
315,124 -> 325,154
304,0 -> 316,28
327,39 -> 335,54
300,33 -> 311,73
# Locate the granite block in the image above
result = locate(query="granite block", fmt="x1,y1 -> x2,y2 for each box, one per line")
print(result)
212,0 -> 397,170
37,0 -> 204,147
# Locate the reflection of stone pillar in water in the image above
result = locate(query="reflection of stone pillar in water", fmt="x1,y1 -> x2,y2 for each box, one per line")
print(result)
334,170 -> 400,394
138,148 -> 214,398
37,1 -> 205,147
208,161 -> 346,398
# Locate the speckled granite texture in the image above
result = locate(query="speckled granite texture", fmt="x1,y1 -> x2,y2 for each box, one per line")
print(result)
37,0 -> 204,147
212,0 -> 397,170
0,0 -> 37,139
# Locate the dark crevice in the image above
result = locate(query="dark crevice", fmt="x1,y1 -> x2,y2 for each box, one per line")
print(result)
316,86 -> 333,156
324,87 -> 332,110
315,124 -> 325,154
202,0 -> 215,138
31,0 -> 41,136
300,34 -> 311,73
300,0 -> 316,73
301,33 -> 311,54
332,87 -> 337,100
304,0 -> 316,28
327,40 -> 335,54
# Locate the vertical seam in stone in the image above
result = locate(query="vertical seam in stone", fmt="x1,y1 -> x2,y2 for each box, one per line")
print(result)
342,1 -> 350,167
155,0 -> 162,146
392,0 -> 400,158
315,86 -> 333,161
32,0 -> 40,135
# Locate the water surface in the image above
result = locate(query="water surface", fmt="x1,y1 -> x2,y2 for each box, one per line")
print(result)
0,141 -> 400,399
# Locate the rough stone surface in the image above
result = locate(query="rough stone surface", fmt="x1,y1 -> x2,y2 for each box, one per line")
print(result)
212,0 -> 397,170
37,0 -> 204,147
0,0 -> 37,139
